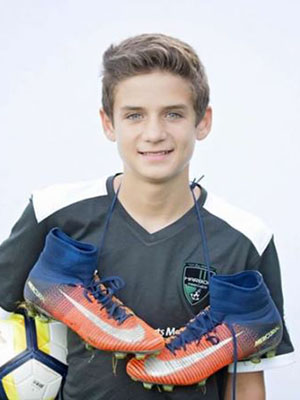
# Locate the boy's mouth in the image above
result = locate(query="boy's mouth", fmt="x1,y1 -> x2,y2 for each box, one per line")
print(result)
138,150 -> 173,155
137,149 -> 174,161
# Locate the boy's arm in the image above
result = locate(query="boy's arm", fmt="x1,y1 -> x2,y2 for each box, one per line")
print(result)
0,198 -> 47,311
224,371 -> 265,400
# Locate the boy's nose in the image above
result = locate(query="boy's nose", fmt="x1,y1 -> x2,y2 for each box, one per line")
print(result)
142,117 -> 167,142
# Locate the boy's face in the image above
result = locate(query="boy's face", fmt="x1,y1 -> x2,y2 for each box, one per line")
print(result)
100,70 -> 212,184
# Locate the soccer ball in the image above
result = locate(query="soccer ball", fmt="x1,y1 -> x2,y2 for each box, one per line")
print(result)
0,307 -> 68,400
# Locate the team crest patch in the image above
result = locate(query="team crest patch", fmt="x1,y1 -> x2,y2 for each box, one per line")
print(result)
183,262 -> 216,306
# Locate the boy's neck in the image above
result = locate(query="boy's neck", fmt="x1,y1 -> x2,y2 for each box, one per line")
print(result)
113,171 -> 200,234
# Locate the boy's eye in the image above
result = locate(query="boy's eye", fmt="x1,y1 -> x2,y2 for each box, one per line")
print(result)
126,113 -> 142,120
126,112 -> 183,120
167,112 -> 183,119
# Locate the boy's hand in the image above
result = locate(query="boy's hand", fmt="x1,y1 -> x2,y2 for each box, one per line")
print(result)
225,371 -> 265,400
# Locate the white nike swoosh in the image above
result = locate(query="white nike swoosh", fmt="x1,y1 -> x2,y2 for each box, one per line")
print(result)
144,331 -> 243,377
59,289 -> 145,343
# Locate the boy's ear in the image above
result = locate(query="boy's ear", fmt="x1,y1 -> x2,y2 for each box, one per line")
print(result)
99,109 -> 116,142
195,106 -> 212,141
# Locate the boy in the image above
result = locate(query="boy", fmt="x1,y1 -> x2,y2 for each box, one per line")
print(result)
0,33 -> 294,399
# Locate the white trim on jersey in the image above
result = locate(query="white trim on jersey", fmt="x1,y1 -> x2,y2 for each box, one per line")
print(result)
32,175 -> 273,257
227,351 -> 296,373
204,192 -> 273,256
32,176 -> 108,223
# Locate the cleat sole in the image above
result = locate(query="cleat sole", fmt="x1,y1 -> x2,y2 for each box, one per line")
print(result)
162,385 -> 174,392
143,383 -> 153,390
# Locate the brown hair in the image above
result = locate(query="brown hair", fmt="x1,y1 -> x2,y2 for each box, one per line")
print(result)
101,33 -> 210,127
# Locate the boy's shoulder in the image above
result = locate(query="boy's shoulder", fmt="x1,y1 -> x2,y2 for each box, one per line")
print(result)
31,175 -> 110,223
31,178 -> 273,256
203,191 -> 273,256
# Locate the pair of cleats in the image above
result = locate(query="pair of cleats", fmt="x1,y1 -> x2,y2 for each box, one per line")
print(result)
24,228 -> 283,393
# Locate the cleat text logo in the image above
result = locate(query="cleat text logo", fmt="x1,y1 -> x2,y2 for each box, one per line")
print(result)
27,281 -> 45,301
255,326 -> 281,347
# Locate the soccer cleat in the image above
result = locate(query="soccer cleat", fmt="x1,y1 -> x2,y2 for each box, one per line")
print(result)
24,228 -> 164,355
127,271 -> 283,387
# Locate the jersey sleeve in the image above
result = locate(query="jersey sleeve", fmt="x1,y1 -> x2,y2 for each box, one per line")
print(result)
0,198 -> 47,312
228,236 -> 295,373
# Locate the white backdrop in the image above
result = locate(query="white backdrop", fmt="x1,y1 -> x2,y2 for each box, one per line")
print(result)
0,1 -> 299,398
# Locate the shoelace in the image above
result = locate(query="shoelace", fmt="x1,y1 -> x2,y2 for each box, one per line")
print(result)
191,179 -> 238,400
166,308 -> 238,400
166,307 -> 221,354
227,323 -> 238,400
83,276 -> 132,324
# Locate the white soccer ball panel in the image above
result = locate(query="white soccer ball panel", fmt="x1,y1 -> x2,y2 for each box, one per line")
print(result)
0,319 -> 25,366
35,318 -> 68,364
10,359 -> 62,399
10,360 -> 32,385
33,360 -> 62,400
48,322 -> 68,363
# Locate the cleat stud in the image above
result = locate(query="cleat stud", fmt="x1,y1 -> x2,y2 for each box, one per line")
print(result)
23,303 -> 38,318
143,383 -> 153,390
135,353 -> 146,360
162,385 -> 174,392
198,379 -> 206,387
266,350 -> 276,358
250,357 -> 261,364
37,314 -> 52,323
85,343 -> 95,351
27,309 -> 36,318
114,352 -> 127,359
152,351 -> 161,356
130,376 -> 137,381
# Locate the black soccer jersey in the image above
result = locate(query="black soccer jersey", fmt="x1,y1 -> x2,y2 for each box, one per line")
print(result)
0,173 -> 294,400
